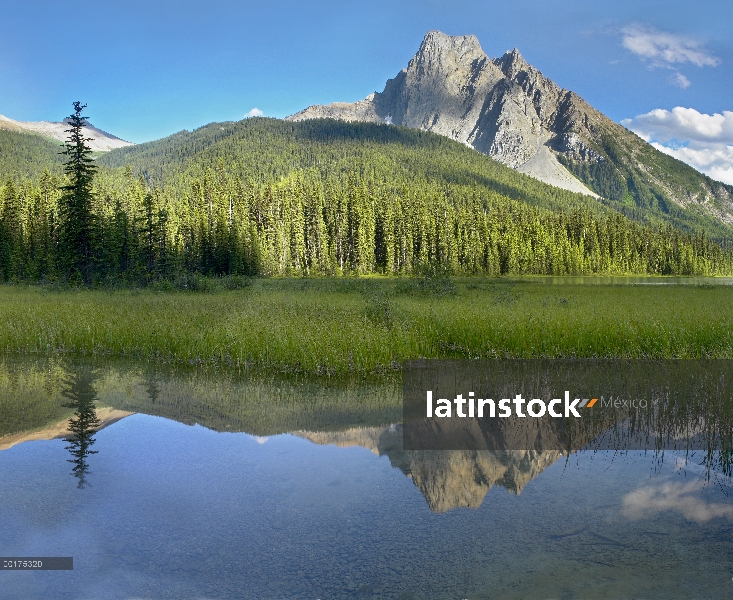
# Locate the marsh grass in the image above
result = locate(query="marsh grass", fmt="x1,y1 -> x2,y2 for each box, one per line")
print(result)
2,277 -> 733,374
395,265 -> 458,297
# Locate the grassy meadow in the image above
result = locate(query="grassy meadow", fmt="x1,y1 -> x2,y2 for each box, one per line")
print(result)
2,276 -> 733,374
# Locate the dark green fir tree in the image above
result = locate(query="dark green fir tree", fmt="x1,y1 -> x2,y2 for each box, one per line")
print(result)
58,101 -> 97,285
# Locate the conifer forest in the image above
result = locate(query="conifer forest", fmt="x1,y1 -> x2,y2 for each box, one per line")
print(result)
2,114 -> 733,284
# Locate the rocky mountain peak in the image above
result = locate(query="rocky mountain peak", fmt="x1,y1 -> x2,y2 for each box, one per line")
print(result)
293,425 -> 565,512
494,48 -> 531,79
414,30 -> 487,69
286,30 -> 598,196
287,29 -> 733,211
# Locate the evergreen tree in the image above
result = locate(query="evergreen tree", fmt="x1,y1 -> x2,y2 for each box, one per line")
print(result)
58,102 -> 97,285
0,179 -> 22,280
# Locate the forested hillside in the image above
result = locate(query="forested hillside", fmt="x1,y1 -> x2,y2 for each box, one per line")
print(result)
1,117 -> 732,283
96,117 -> 733,241
556,126 -> 733,232
0,129 -> 64,181
99,118 -> 602,214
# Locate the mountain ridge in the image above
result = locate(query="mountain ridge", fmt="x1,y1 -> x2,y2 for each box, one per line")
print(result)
294,425 -> 564,512
287,30 -> 733,224
0,113 -> 132,152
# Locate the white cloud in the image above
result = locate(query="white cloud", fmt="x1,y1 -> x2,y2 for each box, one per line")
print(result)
245,107 -> 264,118
621,24 -> 721,68
621,107 -> 733,185
707,165 -> 733,186
670,72 -> 690,89
623,480 -> 733,523
622,107 -> 733,144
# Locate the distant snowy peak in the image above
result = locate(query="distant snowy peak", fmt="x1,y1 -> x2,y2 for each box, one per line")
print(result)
0,114 -> 133,151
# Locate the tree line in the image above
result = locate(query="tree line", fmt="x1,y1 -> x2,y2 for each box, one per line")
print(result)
1,108 -> 733,284
2,165 -> 732,283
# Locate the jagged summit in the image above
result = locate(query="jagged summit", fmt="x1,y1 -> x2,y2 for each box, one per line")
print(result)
415,30 -> 486,66
494,48 -> 530,79
289,30 -> 733,222
294,425 -> 564,512
287,30 -> 596,195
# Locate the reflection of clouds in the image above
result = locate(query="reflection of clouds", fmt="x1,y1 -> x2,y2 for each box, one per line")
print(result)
622,480 -> 733,523
254,436 -> 269,445
674,456 -> 729,481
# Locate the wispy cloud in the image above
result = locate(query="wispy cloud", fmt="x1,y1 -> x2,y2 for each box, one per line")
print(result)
620,24 -> 720,88
622,107 -> 733,185
621,24 -> 720,68
670,72 -> 690,89
245,107 -> 264,118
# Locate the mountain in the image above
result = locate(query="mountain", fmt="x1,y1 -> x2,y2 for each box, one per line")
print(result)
98,117 -> 619,227
295,425 -> 564,512
288,31 -> 733,226
97,115 -> 733,241
0,408 -> 132,451
0,113 -> 132,152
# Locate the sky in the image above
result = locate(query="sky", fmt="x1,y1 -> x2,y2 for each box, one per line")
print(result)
1,0 -> 732,183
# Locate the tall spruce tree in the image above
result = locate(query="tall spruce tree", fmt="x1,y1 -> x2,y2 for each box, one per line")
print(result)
0,179 -> 22,280
59,102 -> 96,285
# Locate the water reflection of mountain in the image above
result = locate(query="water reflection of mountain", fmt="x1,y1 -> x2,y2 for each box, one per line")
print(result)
296,426 -> 564,512
0,408 -> 132,451
0,357 -> 401,439
0,357 -> 563,511
2,357 -> 731,507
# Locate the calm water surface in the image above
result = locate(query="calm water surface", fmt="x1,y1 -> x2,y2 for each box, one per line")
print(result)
510,275 -> 733,286
1,358 -> 732,599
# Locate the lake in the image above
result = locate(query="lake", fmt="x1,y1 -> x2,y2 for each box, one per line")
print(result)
1,357 -> 732,599
508,275 -> 733,285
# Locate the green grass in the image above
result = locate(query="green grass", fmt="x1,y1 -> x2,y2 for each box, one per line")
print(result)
2,277 -> 733,374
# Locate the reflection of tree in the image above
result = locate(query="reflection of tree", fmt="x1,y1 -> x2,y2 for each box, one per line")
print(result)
61,365 -> 100,489
143,372 -> 161,404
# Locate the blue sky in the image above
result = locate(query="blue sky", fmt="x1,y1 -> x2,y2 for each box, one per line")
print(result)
1,0 -> 732,181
